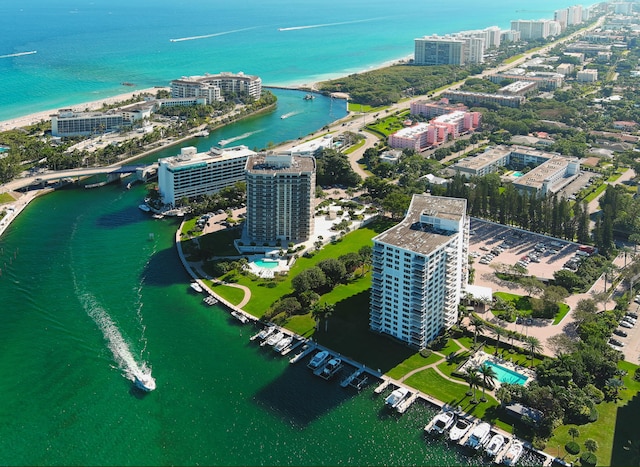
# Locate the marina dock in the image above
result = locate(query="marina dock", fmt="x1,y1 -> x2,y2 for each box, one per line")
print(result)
396,391 -> 419,414
289,341 -> 316,364
457,418 -> 479,448
281,337 -> 305,356
340,367 -> 363,388
374,379 -> 390,394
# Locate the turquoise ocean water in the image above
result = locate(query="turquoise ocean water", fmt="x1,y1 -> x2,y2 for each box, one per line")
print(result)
0,1 -> 582,465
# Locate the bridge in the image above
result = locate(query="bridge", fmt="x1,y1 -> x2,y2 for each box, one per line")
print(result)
1,163 -> 158,193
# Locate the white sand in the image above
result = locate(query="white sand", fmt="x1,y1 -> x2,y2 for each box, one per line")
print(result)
0,87 -> 169,132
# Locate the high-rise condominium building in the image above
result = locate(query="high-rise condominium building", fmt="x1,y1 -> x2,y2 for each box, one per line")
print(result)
245,153 -> 316,244
170,72 -> 262,103
370,194 -> 469,349
414,35 -> 465,65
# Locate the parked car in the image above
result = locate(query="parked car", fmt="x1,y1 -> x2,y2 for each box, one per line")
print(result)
620,321 -> 634,329
628,312 -> 638,319
609,338 -> 625,347
614,329 -> 628,338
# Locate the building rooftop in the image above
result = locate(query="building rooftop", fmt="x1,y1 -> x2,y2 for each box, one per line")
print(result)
245,153 -> 315,175
159,145 -> 255,170
392,122 -> 430,138
454,146 -> 512,171
374,194 -> 466,255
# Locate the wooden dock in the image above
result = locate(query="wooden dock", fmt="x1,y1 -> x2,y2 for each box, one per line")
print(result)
374,379 -> 390,394
396,392 -> 419,414
458,419 -> 478,448
340,367 -> 363,388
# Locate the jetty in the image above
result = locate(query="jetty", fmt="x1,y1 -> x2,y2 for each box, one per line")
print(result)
281,337 -> 305,356
396,391 -> 419,414
374,379 -> 391,394
340,367 -> 364,388
458,419 -> 479,447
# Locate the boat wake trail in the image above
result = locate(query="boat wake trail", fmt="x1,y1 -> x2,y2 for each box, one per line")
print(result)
76,286 -> 155,390
218,129 -> 263,147
0,51 -> 37,59
278,18 -> 383,31
170,27 -> 257,42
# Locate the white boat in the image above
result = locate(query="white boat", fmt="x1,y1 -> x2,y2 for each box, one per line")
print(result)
253,325 -> 275,341
273,335 -> 293,352
485,433 -> 505,458
320,358 -> 342,379
134,371 -> 156,392
190,282 -> 203,293
466,422 -> 491,450
195,130 -> 209,137
449,418 -> 472,442
303,93 -> 315,100
428,410 -> 455,435
231,310 -> 249,324
138,204 -> 151,212
203,295 -> 218,306
384,387 -> 410,409
265,331 -> 284,347
308,350 -> 330,369
503,440 -> 524,466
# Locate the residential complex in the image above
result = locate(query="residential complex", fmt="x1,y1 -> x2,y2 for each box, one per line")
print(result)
389,110 -> 481,151
370,194 -> 469,349
414,36 -> 466,65
157,145 -> 255,206
510,19 -> 562,40
170,72 -> 262,103
244,153 -> 316,244
442,90 -> 526,108
451,145 -> 581,196
51,109 -> 125,137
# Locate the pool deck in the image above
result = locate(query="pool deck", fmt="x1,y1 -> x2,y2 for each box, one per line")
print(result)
458,350 -> 535,388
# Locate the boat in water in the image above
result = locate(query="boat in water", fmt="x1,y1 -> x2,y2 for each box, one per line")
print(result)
308,350 -> 330,369
465,422 -> 491,450
427,409 -> 455,435
503,440 -> 523,466
485,433 -> 505,458
273,335 -> 293,353
320,358 -> 342,379
231,310 -> 249,324
134,371 -> 156,392
384,387 -> 410,409
195,130 -> 209,137
190,282 -> 203,293
303,93 -> 315,100
264,331 -> 284,347
138,204 -> 151,212
448,418 -> 472,443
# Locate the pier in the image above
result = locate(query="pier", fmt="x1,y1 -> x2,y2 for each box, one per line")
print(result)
289,341 -> 316,364
396,392 -> 419,414
374,379 -> 390,394
281,337 -> 305,356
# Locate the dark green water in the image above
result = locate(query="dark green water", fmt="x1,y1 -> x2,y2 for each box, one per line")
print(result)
0,91 -> 483,466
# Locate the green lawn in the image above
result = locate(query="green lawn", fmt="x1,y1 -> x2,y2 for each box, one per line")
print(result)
552,303 -> 571,325
387,352 -> 442,380
0,192 -> 15,204
584,183 -> 607,202
207,281 -> 246,306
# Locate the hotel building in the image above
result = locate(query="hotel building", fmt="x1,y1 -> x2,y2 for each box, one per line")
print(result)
510,19 -> 561,40
157,145 -> 255,206
442,91 -> 526,108
245,153 -> 316,244
414,35 -> 466,65
170,72 -> 262,103
370,194 -> 469,349
51,109 -> 125,137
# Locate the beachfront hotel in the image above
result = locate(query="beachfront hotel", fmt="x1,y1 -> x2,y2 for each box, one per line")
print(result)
157,145 -> 256,206
51,109 -> 125,137
370,194 -> 469,349
244,153 -> 316,244
170,72 -> 262,103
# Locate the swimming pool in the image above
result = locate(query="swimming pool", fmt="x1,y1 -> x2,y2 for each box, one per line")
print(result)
484,361 -> 528,386
253,259 -> 279,269
512,171 -> 523,178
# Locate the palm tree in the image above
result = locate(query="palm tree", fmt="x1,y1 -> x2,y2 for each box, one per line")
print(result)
465,367 -> 482,403
478,363 -> 497,402
323,303 -> 335,332
568,427 -> 580,442
584,438 -> 598,455
605,378 -> 625,401
526,336 -> 542,367
471,316 -> 484,348
492,326 -> 505,355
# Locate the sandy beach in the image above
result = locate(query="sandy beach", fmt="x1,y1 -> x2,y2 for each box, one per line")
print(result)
0,87 -> 168,132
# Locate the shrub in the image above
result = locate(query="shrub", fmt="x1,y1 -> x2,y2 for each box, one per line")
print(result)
420,349 -> 432,358
580,452 -> 596,466
565,441 -> 580,455
634,367 -> 640,382
532,436 -> 546,451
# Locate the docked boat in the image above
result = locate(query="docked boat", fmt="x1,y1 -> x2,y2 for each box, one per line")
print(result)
273,335 -> 293,353
138,204 -> 151,212
384,387 -> 410,409
231,310 -> 249,324
503,440 -> 524,466
195,130 -> 209,137
264,331 -> 284,347
203,295 -> 218,306
308,350 -> 330,369
190,282 -> 203,293
427,410 -> 455,435
253,325 -> 276,341
449,418 -> 472,443
303,93 -> 315,100
466,422 -> 491,450
320,358 -> 342,379
485,433 -> 505,458
134,371 -> 156,392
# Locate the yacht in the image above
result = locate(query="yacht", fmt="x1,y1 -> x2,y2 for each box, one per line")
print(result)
134,371 -> 156,392
308,350 -> 330,369
503,440 -> 524,466
448,418 -> 472,443
273,335 -> 293,353
427,410 -> 455,435
384,387 -> 410,409
485,433 -> 505,458
190,282 -> 203,293
231,310 -> 249,324
466,422 -> 491,450
264,331 -> 284,347
320,358 -> 342,379
195,130 -> 209,137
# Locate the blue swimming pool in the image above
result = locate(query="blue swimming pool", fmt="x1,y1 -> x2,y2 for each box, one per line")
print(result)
512,171 -> 523,178
253,259 -> 279,269
484,360 -> 528,385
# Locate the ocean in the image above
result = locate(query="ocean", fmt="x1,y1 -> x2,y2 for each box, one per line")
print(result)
0,0 -> 582,464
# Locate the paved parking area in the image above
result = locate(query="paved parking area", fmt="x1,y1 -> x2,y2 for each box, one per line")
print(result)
469,218 -> 580,281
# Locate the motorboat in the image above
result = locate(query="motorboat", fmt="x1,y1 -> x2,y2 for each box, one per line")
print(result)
273,335 -> 293,353
308,350 -> 330,369
466,422 -> 491,450
195,130 -> 209,137
320,358 -> 342,379
264,331 -> 284,347
138,204 -> 151,212
428,410 -> 455,435
485,433 -> 505,458
134,371 -> 156,392
252,325 -> 275,341
231,310 -> 249,324
190,282 -> 203,293
503,440 -> 524,466
384,387 -> 410,409
448,418 -> 472,442
303,93 -> 315,100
